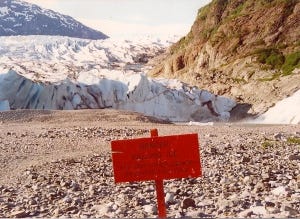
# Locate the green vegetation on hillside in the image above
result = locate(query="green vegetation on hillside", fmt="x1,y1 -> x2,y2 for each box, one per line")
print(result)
228,1 -> 247,19
282,52 -> 300,75
197,4 -> 210,20
255,49 -> 300,77
255,48 -> 284,69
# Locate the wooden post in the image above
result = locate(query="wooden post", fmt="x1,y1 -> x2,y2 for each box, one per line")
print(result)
151,129 -> 167,218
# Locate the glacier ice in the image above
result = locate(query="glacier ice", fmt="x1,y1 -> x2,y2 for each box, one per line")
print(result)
0,35 -> 237,122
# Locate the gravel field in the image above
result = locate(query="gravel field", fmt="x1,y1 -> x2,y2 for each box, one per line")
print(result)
0,109 -> 299,218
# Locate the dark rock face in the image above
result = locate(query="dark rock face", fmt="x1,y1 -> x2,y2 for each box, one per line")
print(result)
0,0 -> 108,39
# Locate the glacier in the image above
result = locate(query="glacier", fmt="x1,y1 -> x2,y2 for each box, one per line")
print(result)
0,70 -> 236,122
0,35 -> 236,122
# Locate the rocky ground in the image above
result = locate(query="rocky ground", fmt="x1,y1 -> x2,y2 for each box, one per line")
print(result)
0,109 -> 299,218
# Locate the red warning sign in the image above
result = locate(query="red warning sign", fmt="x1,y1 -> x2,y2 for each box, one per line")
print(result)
111,133 -> 201,183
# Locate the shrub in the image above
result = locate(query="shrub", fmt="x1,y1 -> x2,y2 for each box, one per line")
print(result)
256,48 -> 284,69
266,53 -> 285,69
282,51 -> 300,76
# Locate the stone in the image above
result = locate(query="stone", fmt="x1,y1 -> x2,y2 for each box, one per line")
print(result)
242,156 -> 251,163
220,177 -> 229,184
185,210 -> 203,217
89,185 -> 96,194
240,190 -> 251,198
181,198 -> 196,209
265,201 -> 278,213
217,199 -> 232,211
289,155 -> 300,161
243,176 -> 251,184
92,204 -> 111,215
111,204 -> 118,211
238,209 -> 253,218
250,206 -> 267,216
283,206 -> 299,216
240,206 -> 267,217
63,196 -> 72,204
210,147 -> 218,154
271,186 -> 288,196
274,133 -> 284,141
29,199 -> 38,205
52,208 -> 61,216
165,192 -> 175,204
10,210 -> 29,218
254,181 -> 264,192
205,134 -> 216,138
143,205 -> 157,214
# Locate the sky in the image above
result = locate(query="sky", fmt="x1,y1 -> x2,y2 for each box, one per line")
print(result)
24,0 -> 211,38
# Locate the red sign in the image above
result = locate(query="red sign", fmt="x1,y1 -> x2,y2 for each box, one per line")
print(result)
111,133 -> 201,183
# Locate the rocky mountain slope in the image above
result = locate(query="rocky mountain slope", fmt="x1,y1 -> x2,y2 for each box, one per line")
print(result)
150,0 -> 300,119
0,0 -> 108,39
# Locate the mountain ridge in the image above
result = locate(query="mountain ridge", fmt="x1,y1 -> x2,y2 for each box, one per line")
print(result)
0,0 -> 108,40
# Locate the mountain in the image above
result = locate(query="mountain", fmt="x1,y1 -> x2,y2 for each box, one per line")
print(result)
0,0 -> 108,39
150,0 -> 300,119
0,36 -> 236,122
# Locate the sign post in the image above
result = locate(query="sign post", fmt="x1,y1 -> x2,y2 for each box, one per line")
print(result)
111,129 -> 201,218
151,129 -> 167,218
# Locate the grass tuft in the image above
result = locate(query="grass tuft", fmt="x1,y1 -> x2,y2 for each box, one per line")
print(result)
287,137 -> 300,144
262,141 -> 273,148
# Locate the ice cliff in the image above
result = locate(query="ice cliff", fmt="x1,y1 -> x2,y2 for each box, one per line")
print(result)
0,70 -> 236,122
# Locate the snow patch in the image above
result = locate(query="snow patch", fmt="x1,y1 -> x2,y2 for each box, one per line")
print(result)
253,89 -> 300,124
